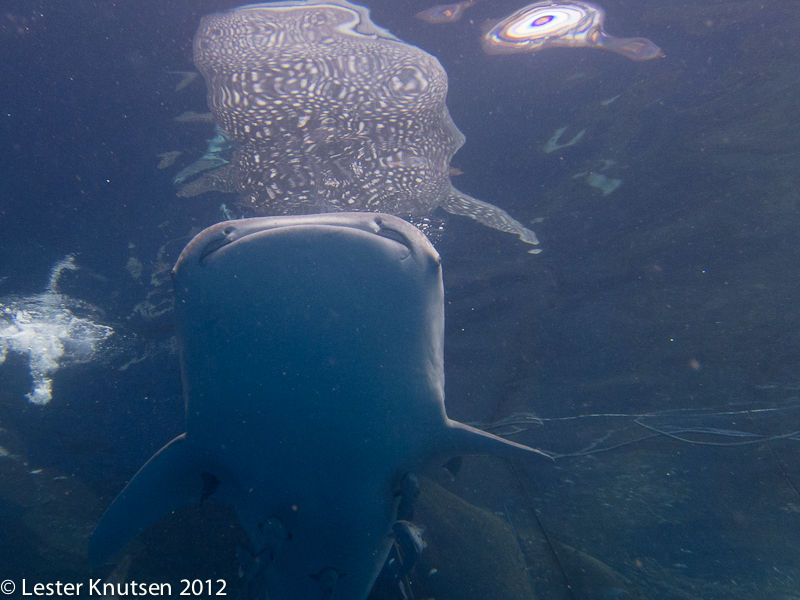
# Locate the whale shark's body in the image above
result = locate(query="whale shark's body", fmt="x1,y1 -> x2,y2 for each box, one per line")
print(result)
89,213 -> 548,599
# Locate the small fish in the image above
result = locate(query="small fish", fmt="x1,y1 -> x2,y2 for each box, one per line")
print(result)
416,1 -> 478,24
173,111 -> 215,123
391,521 -> 426,578
395,473 -> 421,521
481,1 -> 664,61
156,151 -> 182,169
166,70 -> 198,92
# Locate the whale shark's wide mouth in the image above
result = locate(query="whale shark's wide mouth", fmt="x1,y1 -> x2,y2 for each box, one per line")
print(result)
193,214 -> 416,266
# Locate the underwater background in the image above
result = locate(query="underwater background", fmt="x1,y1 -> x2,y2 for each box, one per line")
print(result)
1,0 -> 800,598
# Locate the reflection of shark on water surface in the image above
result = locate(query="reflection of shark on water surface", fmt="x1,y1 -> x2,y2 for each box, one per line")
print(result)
178,0 -> 540,252
89,213 -> 549,599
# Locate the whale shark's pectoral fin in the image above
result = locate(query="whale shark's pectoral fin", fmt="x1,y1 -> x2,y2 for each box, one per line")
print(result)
444,420 -> 554,461
89,433 -> 206,567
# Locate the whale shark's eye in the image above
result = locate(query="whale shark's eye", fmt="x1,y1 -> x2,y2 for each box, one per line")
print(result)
376,226 -> 413,258
198,236 -> 232,264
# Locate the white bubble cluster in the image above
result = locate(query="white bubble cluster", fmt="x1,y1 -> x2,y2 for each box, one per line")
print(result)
0,256 -> 114,405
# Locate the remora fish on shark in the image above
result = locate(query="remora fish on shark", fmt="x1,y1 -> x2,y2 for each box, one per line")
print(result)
181,0 -> 540,252
88,213 -> 549,599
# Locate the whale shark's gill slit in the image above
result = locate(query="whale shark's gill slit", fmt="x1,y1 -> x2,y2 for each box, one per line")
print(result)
198,236 -> 233,265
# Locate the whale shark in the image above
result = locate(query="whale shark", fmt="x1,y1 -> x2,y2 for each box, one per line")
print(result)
88,213 -> 549,599
181,0 -> 540,252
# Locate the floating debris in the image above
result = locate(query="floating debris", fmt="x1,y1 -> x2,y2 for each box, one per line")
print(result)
586,172 -> 623,195
545,126 -> 586,153
126,256 -> 143,280
0,256 -> 114,404
469,412 -> 543,436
